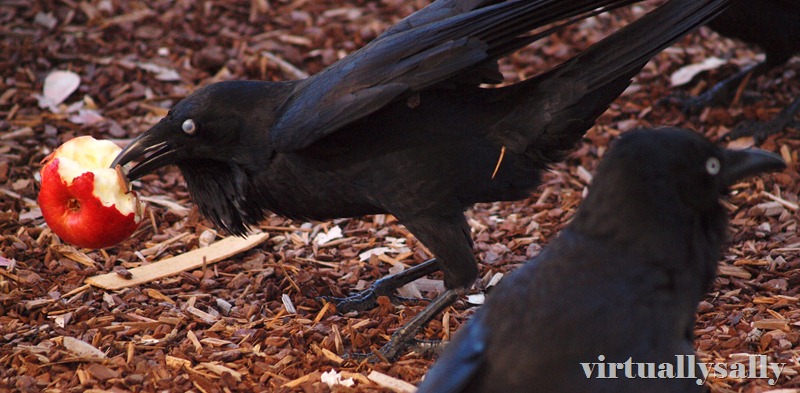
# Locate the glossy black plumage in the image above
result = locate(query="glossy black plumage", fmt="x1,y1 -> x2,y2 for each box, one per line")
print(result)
111,0 -> 729,359
416,128 -> 785,393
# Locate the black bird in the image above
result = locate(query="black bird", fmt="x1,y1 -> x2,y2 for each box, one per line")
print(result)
416,127 -> 785,393
111,0 -> 728,360
677,0 -> 800,142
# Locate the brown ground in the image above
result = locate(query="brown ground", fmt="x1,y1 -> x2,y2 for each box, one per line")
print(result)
2,1 -> 800,392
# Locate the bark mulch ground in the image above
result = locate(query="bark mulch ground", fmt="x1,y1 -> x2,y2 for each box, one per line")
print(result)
2,1 -> 799,392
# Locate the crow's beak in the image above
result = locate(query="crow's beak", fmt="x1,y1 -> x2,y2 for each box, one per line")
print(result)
721,148 -> 786,187
111,123 -> 185,180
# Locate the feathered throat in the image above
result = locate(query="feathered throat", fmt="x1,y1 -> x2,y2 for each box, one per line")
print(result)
179,161 -> 264,236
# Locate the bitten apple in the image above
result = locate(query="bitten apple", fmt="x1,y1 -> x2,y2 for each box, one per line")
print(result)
39,136 -> 144,248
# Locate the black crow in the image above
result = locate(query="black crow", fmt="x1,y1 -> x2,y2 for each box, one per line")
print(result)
111,0 -> 729,360
678,0 -> 800,142
416,127 -> 785,393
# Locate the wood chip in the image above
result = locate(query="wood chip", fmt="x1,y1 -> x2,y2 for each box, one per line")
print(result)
760,389 -> 800,393
576,165 -> 593,184
341,371 -> 371,385
281,293 -> 296,314
761,191 -> 799,211
138,195 -> 191,215
367,370 -> 417,393
753,319 -> 790,331
717,264 -> 751,279
85,232 -> 269,290
144,288 -> 175,304
262,51 -> 309,79
187,306 -> 220,324
187,330 -> 203,352
283,373 -> 313,389
198,362 -> 243,381
199,337 -> 235,347
166,355 -> 192,369
320,348 -> 345,365
52,245 -> 96,268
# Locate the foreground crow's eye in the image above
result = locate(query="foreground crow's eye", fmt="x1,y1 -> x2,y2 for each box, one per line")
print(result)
182,119 -> 197,135
705,157 -> 721,175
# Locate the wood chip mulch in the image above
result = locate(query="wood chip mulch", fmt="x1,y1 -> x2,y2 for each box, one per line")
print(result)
2,1 -> 799,392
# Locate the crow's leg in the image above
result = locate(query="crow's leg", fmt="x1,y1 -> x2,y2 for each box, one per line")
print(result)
324,258 -> 441,313
368,213 -> 477,361
409,338 -> 448,357
661,62 -> 764,115
373,288 -> 461,362
338,213 -> 477,360
720,96 -> 800,144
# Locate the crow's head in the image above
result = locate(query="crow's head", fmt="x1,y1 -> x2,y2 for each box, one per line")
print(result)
571,127 -> 785,292
112,80 -> 291,235
606,127 -> 785,207
574,127 -> 785,247
111,80 -> 288,179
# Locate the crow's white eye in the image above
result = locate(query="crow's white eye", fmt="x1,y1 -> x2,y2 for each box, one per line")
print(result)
182,119 -> 197,135
705,157 -> 721,175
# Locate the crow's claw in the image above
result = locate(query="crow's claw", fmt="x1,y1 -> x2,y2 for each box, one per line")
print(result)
322,258 -> 441,314
719,97 -> 800,145
321,288 -> 423,314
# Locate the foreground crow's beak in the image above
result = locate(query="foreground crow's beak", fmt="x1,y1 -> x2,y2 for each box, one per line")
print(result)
721,148 -> 786,188
111,123 -> 185,180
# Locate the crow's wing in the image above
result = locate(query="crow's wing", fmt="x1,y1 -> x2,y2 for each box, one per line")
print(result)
269,0 -> 639,152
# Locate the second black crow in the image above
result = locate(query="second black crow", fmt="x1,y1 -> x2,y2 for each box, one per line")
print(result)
416,127 -> 785,393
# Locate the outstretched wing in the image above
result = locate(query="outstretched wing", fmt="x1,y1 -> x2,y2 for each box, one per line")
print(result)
269,0 -> 640,152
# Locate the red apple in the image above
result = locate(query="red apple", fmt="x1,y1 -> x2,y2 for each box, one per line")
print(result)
38,136 -> 145,249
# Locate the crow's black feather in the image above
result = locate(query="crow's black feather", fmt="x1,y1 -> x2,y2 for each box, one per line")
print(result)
417,127 -> 784,393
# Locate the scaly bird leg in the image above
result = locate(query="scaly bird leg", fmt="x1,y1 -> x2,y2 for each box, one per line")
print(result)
720,97 -> 800,145
373,288 -> 461,362
661,62 -> 764,115
324,258 -> 441,313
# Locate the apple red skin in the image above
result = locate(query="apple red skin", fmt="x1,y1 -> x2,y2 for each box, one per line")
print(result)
39,158 -> 141,249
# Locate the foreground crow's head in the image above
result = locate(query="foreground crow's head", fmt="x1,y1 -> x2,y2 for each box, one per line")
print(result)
572,127 -> 787,250
600,127 -> 783,202
111,80 -> 289,235
111,80 -> 286,180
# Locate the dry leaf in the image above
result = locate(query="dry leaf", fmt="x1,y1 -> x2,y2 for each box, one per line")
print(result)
670,57 -> 726,86
68,108 -> 105,125
62,336 -> 106,358
136,62 -> 182,81
39,70 -> 81,109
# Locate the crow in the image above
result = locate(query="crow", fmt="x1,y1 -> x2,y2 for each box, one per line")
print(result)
676,0 -> 800,142
111,0 -> 729,360
416,127 -> 785,393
